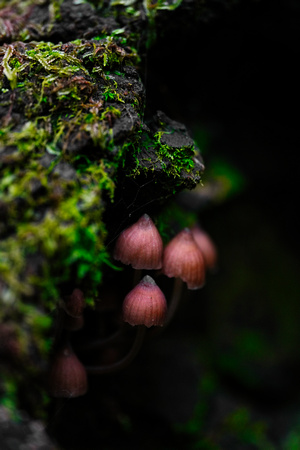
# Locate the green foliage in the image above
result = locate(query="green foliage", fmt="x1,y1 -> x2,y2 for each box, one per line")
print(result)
224,408 -> 274,449
283,418 -> 300,450
106,0 -> 183,47
207,158 -> 245,196
144,0 -> 183,46
0,160 -> 115,305
175,368 -> 275,450
200,157 -> 246,203
0,376 -> 20,421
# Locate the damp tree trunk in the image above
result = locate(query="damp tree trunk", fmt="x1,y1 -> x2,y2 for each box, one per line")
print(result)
0,0 -> 250,443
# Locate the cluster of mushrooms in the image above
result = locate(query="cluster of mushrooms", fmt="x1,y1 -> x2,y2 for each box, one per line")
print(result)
48,214 -> 217,398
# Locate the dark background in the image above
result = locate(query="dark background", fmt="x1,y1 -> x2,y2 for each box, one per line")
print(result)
146,0 -> 300,248
146,0 -> 300,446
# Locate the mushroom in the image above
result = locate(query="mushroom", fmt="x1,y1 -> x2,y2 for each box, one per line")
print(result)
190,225 -> 218,272
163,228 -> 205,289
57,288 -> 86,333
122,275 -> 167,328
113,214 -> 163,284
63,288 -> 86,318
84,276 -> 167,375
48,341 -> 88,398
162,228 -> 206,325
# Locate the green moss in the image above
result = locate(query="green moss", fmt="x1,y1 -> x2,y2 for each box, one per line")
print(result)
124,115 -> 203,199
108,0 -> 183,47
0,167 -> 113,302
0,36 -> 142,312
153,130 -> 195,177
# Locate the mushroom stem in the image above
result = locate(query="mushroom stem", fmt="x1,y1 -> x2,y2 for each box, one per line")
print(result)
85,325 -> 146,374
76,326 -> 125,353
165,277 -> 184,327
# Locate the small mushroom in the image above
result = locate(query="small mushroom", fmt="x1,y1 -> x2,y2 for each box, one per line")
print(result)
49,342 -> 88,398
63,288 -> 86,318
163,228 -> 205,290
122,275 -> 167,328
85,276 -> 167,375
191,225 -> 218,272
162,228 -> 206,325
57,289 -> 85,334
114,214 -> 163,284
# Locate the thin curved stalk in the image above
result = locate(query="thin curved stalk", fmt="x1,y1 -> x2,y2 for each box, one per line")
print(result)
164,277 -> 183,327
85,325 -> 146,375
76,326 -> 125,353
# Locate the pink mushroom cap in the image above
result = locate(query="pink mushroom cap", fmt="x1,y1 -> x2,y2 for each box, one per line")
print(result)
114,214 -> 163,270
162,228 -> 205,289
122,275 -> 167,327
191,225 -> 218,271
49,344 -> 88,398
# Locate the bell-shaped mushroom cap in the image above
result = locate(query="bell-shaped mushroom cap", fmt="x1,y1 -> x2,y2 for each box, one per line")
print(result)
122,275 -> 167,327
162,228 -> 205,290
191,225 -> 218,271
63,288 -> 86,318
49,344 -> 88,398
113,214 -> 163,270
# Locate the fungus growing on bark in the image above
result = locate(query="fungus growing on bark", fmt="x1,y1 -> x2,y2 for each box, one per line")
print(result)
191,225 -> 218,271
49,342 -> 88,398
63,288 -> 86,318
122,275 -> 167,328
84,276 -> 167,375
113,214 -> 163,271
162,228 -> 206,325
163,228 -> 205,290
57,288 -> 86,333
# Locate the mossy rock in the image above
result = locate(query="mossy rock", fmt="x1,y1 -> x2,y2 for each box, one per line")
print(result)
0,1 -> 204,416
